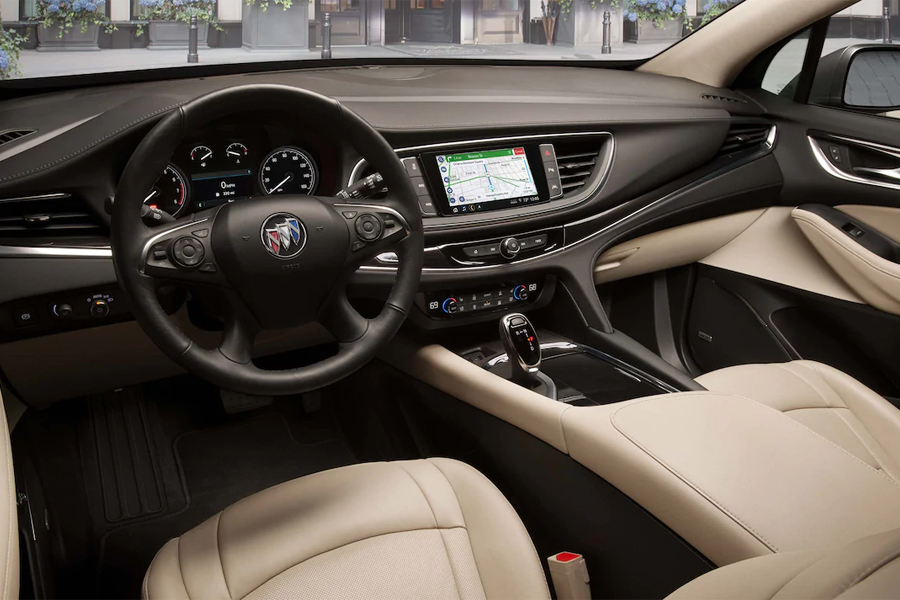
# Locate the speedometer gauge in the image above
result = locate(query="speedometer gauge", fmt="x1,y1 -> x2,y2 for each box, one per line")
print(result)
144,164 -> 189,217
260,147 -> 317,195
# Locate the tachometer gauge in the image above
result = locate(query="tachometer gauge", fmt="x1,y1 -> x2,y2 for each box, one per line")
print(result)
260,147 -> 317,195
144,164 -> 189,217
225,142 -> 249,165
190,145 -> 213,168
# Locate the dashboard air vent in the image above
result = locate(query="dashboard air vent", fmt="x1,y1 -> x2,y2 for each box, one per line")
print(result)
0,128 -> 35,147
0,193 -> 106,243
554,141 -> 602,196
716,122 -> 772,159
701,94 -> 747,104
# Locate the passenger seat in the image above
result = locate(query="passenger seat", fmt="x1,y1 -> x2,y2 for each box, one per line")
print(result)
697,360 -> 900,482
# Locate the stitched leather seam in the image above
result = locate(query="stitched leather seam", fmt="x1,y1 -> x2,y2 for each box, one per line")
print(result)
242,527 -> 471,598
773,363 -> 837,409
609,394 -> 780,553
838,546 -> 900,594
794,212 -> 900,283
0,102 -> 186,183
2,409 -> 11,600
610,391 -> 900,551
369,116 -> 730,131
213,513 -> 233,600
427,460 -> 490,598
394,463 -> 467,599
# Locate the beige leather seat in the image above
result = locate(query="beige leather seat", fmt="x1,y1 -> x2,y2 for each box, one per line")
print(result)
669,527 -> 900,599
697,360 -> 900,482
142,458 -> 550,600
0,391 -> 17,600
142,455 -> 900,600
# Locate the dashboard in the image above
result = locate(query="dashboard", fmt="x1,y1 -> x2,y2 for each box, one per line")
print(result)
144,115 -> 339,217
0,65 -> 785,404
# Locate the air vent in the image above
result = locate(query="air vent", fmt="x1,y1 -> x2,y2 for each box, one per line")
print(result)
0,129 -> 35,147
716,122 -> 772,159
554,141 -> 602,196
701,94 -> 747,104
0,193 -> 106,243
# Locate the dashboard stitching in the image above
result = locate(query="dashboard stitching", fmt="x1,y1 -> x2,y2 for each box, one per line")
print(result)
0,102 -> 186,184
368,116 -> 730,130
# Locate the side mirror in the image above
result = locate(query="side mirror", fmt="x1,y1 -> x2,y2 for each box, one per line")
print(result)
809,44 -> 900,112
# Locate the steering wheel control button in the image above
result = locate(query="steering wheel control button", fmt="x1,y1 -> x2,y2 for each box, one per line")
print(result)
199,262 -> 217,273
151,246 -> 168,261
191,228 -> 209,238
500,237 -> 521,259
90,300 -> 110,318
354,214 -> 383,241
13,307 -> 38,328
351,240 -> 366,252
171,236 -> 205,267
342,211 -> 358,219
260,213 -> 307,259
402,157 -> 422,177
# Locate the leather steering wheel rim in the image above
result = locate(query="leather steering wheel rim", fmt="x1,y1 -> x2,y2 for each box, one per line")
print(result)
111,84 -> 424,395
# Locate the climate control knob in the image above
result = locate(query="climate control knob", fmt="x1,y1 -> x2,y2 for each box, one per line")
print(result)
442,297 -> 459,315
514,285 -> 529,301
500,237 -> 521,259
90,300 -> 110,318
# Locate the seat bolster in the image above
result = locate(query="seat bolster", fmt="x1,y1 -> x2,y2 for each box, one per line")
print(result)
667,527 -> 900,600
143,459 -> 550,600
143,539 -> 190,600
428,458 -> 551,600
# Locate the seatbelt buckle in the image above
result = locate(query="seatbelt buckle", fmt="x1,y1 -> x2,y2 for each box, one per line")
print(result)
547,552 -> 591,600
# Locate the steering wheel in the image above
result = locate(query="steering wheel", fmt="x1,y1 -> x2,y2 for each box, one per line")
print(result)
111,85 -> 424,395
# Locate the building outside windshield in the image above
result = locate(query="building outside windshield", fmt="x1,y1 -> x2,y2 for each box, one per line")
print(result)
0,0 -> 892,80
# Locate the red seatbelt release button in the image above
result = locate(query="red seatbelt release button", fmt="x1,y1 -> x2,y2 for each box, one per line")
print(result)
547,552 -> 590,600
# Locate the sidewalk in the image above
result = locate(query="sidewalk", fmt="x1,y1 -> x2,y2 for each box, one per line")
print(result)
16,41 -> 673,79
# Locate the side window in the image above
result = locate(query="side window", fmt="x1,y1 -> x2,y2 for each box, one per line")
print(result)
761,30 -> 810,95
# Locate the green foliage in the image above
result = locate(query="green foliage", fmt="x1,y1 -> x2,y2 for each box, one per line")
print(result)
0,27 -> 26,79
244,0 -> 294,13
685,0 -> 742,32
136,0 -> 222,36
555,0 -> 621,15
34,0 -> 116,37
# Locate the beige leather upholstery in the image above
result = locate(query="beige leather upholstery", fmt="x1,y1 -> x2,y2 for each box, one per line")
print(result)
593,210 -> 764,284
697,361 -> 900,483
143,458 -> 549,600
562,391 -> 900,567
793,207 -> 900,315
0,391 -> 17,600
668,527 -> 900,600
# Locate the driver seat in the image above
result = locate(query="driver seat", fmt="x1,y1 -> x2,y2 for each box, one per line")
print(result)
143,458 -> 900,600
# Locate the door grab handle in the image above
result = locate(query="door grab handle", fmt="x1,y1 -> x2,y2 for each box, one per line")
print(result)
854,166 -> 900,182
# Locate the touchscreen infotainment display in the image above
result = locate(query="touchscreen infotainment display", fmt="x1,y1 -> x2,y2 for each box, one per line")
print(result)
435,147 -> 541,212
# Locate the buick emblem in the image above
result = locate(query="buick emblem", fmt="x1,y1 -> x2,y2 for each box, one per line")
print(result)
260,213 -> 307,259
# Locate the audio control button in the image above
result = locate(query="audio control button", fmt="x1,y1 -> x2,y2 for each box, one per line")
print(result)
500,237 -> 521,259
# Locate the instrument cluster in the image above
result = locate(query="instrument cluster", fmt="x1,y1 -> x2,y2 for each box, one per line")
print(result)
143,124 -> 324,218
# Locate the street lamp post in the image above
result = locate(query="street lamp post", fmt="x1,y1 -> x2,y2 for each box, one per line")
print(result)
602,10 -> 612,54
322,12 -> 332,59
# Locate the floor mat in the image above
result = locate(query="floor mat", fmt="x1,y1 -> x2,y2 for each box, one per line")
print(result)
96,412 -> 355,598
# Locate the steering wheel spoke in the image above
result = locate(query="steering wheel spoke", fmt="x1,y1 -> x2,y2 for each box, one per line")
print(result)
140,215 -> 229,287
319,283 -> 370,343
218,290 -> 261,364
325,200 -> 412,269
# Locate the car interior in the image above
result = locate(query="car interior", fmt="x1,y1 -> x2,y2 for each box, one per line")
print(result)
2,0 -> 900,598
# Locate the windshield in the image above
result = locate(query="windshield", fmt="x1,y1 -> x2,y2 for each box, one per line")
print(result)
0,0 -> 743,80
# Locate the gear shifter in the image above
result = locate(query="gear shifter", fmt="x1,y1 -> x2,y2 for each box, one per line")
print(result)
499,313 -> 557,400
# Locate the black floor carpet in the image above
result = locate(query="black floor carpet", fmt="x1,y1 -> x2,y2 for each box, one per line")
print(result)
14,375 -> 357,599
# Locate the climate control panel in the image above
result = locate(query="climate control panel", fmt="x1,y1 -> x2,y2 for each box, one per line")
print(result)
424,281 -> 541,320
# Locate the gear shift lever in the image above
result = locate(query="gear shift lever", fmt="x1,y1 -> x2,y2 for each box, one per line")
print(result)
499,313 -> 557,400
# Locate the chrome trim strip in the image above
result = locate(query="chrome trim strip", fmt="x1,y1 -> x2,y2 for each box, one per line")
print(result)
0,192 -> 70,204
0,245 -> 111,257
808,134 -> 900,193
359,125 -> 776,274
